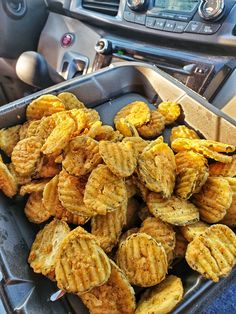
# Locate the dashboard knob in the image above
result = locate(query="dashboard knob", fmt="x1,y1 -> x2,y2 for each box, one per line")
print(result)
127,0 -> 148,12
95,39 -> 112,55
198,0 -> 225,21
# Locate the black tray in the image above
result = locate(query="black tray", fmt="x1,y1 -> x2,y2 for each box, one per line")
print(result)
0,63 -> 235,314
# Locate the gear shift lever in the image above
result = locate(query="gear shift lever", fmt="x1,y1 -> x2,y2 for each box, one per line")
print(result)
16,51 -> 65,89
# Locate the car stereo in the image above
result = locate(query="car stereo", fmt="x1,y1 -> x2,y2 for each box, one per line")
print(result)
124,0 -> 228,35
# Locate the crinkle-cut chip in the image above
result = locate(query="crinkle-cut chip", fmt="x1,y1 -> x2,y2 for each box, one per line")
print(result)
135,275 -> 184,314
180,221 -> 209,242
28,219 -> 70,280
174,231 -> 188,258
138,205 -> 152,222
8,163 -> 31,185
58,169 -> 94,216
41,114 -> 76,155
84,165 -> 127,215
170,125 -> 199,144
99,141 -> 137,177
55,226 -> 111,293
0,125 -> 21,156
175,150 -> 208,175
0,161 -> 18,197
63,136 -> 102,177
147,192 -> 199,226
35,116 -> 56,140
26,94 -> 65,120
20,179 -> 50,196
192,176 -> 232,223
157,102 -> 181,125
24,191 -> 51,224
138,142 -> 176,198
114,101 -> 151,128
172,138 -> 234,163
186,224 -> 236,282
125,198 -> 140,230
123,137 -> 150,155
125,178 -> 137,198
43,175 -> 89,225
11,136 -> 43,176
79,260 -> 136,314
115,118 -> 139,137
70,108 -> 100,136
57,92 -> 85,110
209,155 -> 236,177
220,177 -> 236,227
54,154 -> 63,164
19,121 -> 31,140
137,110 -> 165,139
139,217 -> 176,264
91,203 -> 127,253
87,121 -> 123,142
119,228 -> 139,244
35,155 -> 61,178
132,174 -> 150,202
117,232 -> 168,287
26,120 -> 41,138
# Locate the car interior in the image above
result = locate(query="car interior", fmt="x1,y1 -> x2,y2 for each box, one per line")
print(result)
0,0 -> 236,313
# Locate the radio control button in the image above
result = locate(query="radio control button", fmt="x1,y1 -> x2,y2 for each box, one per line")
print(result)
185,21 -> 203,33
146,17 -> 156,28
159,12 -> 176,20
134,14 -> 146,25
154,18 -> 166,30
164,20 -> 176,32
124,11 -> 135,22
199,23 -> 221,34
173,22 -> 188,33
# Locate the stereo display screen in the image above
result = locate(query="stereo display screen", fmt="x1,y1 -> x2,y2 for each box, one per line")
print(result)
154,0 -> 199,12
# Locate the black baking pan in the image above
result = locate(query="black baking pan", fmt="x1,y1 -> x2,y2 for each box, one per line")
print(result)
0,62 -> 235,314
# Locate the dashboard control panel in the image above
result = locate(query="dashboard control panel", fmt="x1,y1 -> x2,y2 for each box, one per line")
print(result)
123,0 -> 231,35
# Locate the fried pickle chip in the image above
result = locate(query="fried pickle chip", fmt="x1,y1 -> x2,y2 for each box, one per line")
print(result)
58,169 -> 94,216
28,219 -> 70,280
35,155 -> 61,178
99,141 -> 137,177
117,233 -> 168,287
147,192 -> 199,226
55,226 -> 111,293
63,136 -> 102,177
58,92 -> 85,110
138,141 -> 176,197
43,175 -> 89,225
209,155 -> 236,177
175,151 -> 209,199
119,228 -> 140,244
125,178 -> 137,198
26,95 -> 65,120
135,275 -> 183,314
174,231 -> 188,258
172,138 -> 234,163
20,179 -> 50,196
79,260 -> 136,314
8,163 -> 31,185
115,118 -> 139,137
91,203 -> 126,253
24,191 -> 51,224
220,177 -> 236,227
11,136 -> 43,176
84,165 -> 127,215
140,217 -> 176,264
26,120 -> 41,138
137,110 -> 165,139
35,115 -> 56,140
123,137 -> 150,155
19,121 -> 30,140
186,224 -> 236,282
70,108 -> 100,136
0,161 -> 18,197
180,221 -> 209,242
41,113 -> 76,155
192,176 -> 232,223
157,102 -> 181,125
132,174 -> 150,202
87,121 -> 123,142
114,101 -> 151,129
0,125 -> 21,156
170,125 -> 199,144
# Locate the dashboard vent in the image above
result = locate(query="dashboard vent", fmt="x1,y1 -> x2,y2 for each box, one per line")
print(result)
82,0 -> 120,16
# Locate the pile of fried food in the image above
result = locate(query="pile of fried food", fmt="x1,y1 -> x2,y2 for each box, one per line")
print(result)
0,92 -> 235,314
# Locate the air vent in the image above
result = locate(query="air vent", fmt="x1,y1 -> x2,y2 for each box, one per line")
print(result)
82,0 -> 120,16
